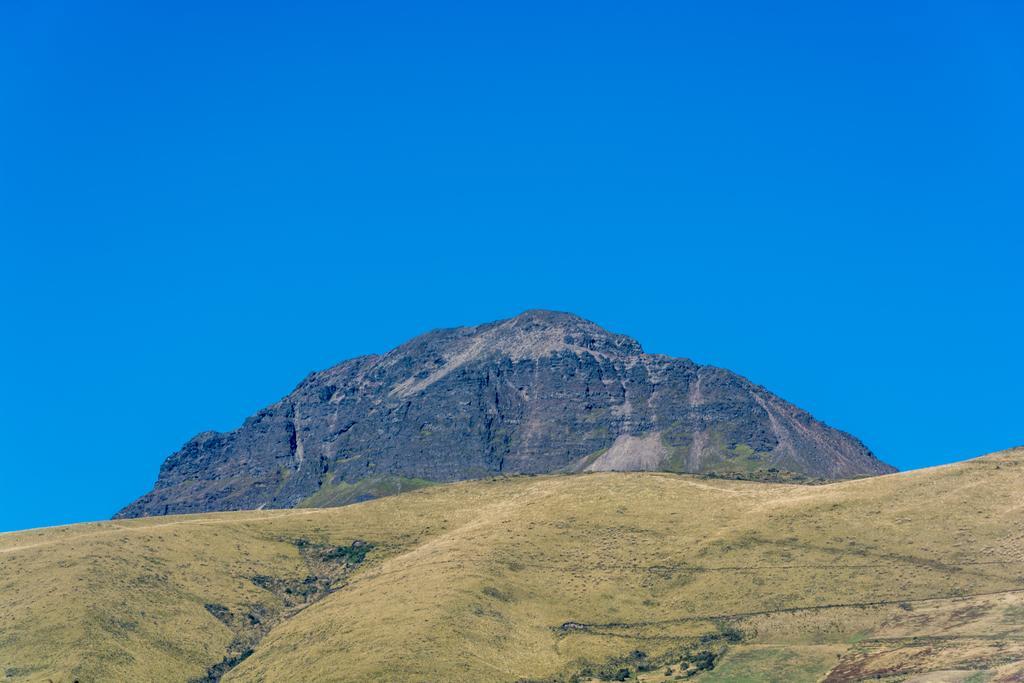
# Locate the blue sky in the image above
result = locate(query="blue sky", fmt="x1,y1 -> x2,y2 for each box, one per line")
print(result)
1,1 -> 1022,532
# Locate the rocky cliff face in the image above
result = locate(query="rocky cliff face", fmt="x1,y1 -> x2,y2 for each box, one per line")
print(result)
117,310 -> 894,518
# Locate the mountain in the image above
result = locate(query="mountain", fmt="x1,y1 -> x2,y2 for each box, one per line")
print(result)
117,310 -> 893,518
4,448 -> 1022,682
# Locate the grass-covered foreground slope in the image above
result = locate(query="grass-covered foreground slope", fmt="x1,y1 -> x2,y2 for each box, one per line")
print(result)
2,448 -> 1023,682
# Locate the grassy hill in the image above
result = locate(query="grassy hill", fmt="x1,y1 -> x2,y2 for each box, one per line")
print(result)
2,447 -> 1023,682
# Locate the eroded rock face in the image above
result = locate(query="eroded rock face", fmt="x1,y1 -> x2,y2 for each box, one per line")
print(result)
116,310 -> 894,518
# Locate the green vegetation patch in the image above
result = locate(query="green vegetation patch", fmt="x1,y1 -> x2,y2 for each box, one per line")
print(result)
572,447 -> 609,472
697,439 -> 769,475
297,474 -> 436,508
317,540 -> 372,565
660,425 -> 693,472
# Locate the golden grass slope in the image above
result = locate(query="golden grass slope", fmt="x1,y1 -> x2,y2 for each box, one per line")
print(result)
1,447 -> 1023,682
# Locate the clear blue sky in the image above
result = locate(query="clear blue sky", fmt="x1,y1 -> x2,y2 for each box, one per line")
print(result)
2,1 -> 1022,532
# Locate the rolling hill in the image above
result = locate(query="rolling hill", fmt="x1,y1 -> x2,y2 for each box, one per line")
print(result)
118,310 -> 892,518
2,447 -> 1022,682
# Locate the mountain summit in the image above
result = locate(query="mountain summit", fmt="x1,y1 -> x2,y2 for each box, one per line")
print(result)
117,310 -> 894,518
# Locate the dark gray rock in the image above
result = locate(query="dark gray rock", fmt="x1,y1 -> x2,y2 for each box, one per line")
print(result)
116,310 -> 895,518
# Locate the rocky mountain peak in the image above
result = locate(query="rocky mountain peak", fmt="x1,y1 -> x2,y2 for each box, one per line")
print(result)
376,310 -> 643,399
117,311 -> 895,519
501,309 -> 644,357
